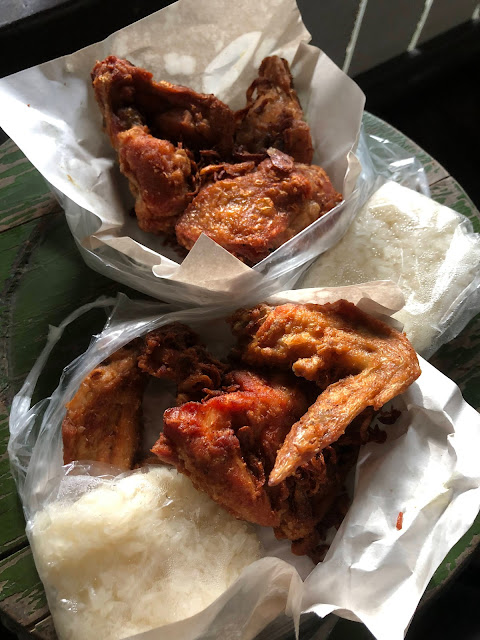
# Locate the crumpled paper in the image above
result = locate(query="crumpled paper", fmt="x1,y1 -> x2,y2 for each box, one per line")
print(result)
8,283 -> 480,640
0,0 -> 365,305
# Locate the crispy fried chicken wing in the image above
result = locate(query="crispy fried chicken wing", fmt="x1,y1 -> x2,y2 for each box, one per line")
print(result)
138,322 -> 226,403
62,341 -> 147,470
91,55 -> 235,232
175,149 -> 342,264
143,313 -> 407,559
235,56 -> 314,163
230,300 -> 421,484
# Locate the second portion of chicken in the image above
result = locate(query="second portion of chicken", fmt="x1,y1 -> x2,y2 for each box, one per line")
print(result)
175,149 -> 342,264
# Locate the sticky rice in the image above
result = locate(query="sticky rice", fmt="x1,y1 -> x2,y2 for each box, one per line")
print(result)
30,467 -> 261,640
300,181 -> 480,354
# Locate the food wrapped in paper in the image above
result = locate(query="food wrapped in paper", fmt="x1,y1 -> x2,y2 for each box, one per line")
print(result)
0,0 -> 370,305
8,286 -> 480,640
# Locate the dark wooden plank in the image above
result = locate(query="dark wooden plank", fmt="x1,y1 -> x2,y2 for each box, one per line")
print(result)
0,403 -> 27,556
0,140 -> 59,234
418,0 -> 478,45
30,616 -> 57,640
348,0 -> 425,75
297,0 -> 359,69
0,547 -> 48,628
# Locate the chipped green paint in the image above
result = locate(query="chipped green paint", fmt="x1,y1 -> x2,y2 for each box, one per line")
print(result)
30,616 -> 57,639
428,515 -> 480,589
0,139 -> 58,234
0,220 -> 40,289
0,140 -> 23,165
0,548 -> 48,626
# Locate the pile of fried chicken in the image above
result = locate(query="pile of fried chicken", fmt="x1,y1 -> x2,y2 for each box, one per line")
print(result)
91,55 -> 342,265
62,301 -> 420,561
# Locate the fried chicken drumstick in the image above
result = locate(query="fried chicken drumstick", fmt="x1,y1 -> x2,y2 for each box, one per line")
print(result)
175,149 -> 342,264
235,56 -> 314,163
230,300 -> 421,484
91,55 -> 235,232
62,340 -> 147,470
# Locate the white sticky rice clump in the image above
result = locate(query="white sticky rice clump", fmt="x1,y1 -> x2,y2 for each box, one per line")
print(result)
30,467 -> 261,640
300,181 -> 480,354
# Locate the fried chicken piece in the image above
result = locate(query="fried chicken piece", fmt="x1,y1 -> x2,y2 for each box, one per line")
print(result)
116,126 -> 194,232
91,55 -> 235,232
153,365 -> 380,559
276,407 -> 376,558
230,300 -> 421,484
138,322 -> 226,403
175,149 -> 342,264
235,56 -> 314,163
152,369 -> 312,527
62,341 -> 147,470
92,55 -> 235,155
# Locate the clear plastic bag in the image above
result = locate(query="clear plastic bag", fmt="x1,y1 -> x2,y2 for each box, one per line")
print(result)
298,179 -> 480,358
8,288 -> 480,640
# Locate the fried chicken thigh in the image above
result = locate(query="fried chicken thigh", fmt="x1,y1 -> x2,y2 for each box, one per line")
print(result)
175,149 -> 342,264
153,369 -> 312,527
235,56 -> 314,163
62,341 -> 147,470
91,55 -> 236,232
230,300 -> 421,484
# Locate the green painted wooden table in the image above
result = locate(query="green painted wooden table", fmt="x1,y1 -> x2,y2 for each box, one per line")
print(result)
0,112 -> 479,640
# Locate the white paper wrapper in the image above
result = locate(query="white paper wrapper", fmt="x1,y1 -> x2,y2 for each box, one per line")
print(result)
8,284 -> 480,640
0,0 -> 366,305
